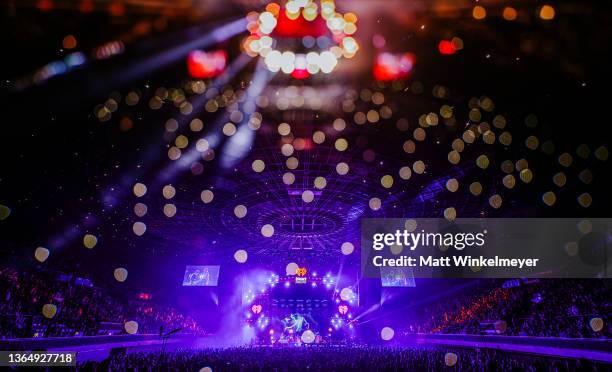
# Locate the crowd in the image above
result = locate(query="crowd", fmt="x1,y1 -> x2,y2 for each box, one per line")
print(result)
407,279 -> 611,338
1,265 -> 610,341
79,346 -> 607,371
0,267 -> 204,338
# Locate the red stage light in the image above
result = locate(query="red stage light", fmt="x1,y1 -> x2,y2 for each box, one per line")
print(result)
109,1 -> 125,17
438,40 -> 456,55
291,68 -> 310,80
373,52 -> 416,81
187,50 -> 227,79
273,10 -> 327,38
36,0 -> 53,12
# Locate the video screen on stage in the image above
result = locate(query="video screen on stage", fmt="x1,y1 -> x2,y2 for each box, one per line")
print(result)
380,267 -> 415,287
182,265 -> 220,286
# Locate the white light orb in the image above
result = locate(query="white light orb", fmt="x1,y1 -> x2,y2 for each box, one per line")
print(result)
201,190 -> 214,203
286,262 -> 299,275
381,326 -> 395,341
301,330 -> 316,344
132,222 -> 147,236
261,224 -> 274,237
340,287 -> 355,301
234,249 -> 248,263
341,242 -> 354,255
34,247 -> 50,262
302,190 -> 315,203
124,320 -> 139,334
234,205 -> 248,218
114,267 -> 128,282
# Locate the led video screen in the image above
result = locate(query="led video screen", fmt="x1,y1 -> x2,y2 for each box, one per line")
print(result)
380,267 -> 416,287
182,265 -> 220,287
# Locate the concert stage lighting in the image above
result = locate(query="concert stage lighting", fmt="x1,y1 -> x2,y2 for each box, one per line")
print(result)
3,0 -> 611,369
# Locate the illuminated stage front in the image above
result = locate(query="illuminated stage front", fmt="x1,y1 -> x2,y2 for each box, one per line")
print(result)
242,270 -> 357,345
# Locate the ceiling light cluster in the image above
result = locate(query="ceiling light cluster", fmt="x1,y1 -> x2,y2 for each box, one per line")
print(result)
243,0 -> 359,77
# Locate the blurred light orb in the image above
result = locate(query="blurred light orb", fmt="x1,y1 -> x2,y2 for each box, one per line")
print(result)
412,161 -> 425,174
0,204 -> 11,220
558,153 -> 573,167
302,190 -> 315,203
539,5 -> 555,20
278,122 -> 291,136
380,326 -> 395,341
472,5 -> 486,19
283,172 -> 296,185
381,175 -> 394,188
196,139 -> 210,152
261,224 -> 275,237
83,234 -> 98,249
489,195 -> 503,209
336,162 -> 349,175
287,157 -> 299,170
164,204 -> 177,218
252,159 -> 266,172
199,367 -> 213,372
234,249 -> 248,263
333,118 -> 346,131
565,241 -> 579,256
314,177 -> 327,189
281,143 -> 295,157
341,242 -> 355,255
476,155 -> 490,169
335,138 -> 348,151
175,135 -> 189,149
446,178 -> 459,192
223,123 -> 236,136
590,317 -> 604,332
403,140 -> 416,154
133,183 -> 147,197
520,169 -> 533,183
515,159 -> 529,171
168,147 -> 181,160
286,262 -> 299,275
578,193 -> 592,208
405,219 -> 418,232
445,352 -> 458,366
340,287 -> 355,301
201,190 -> 214,203
542,191 -> 557,206
234,205 -> 248,218
114,268 -> 128,282
399,166 -> 412,180
132,222 -> 147,236
124,321 -> 139,334
503,7 -> 518,21
162,185 -> 176,199
444,207 -> 457,221
578,220 -> 593,234
494,320 -> 508,334
503,175 -> 516,189
369,197 -> 382,211
469,182 -> 483,196
301,330 -> 316,344
313,131 -> 325,144
34,247 -> 50,262
594,146 -> 609,161
134,203 -> 148,217
42,304 -> 57,319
